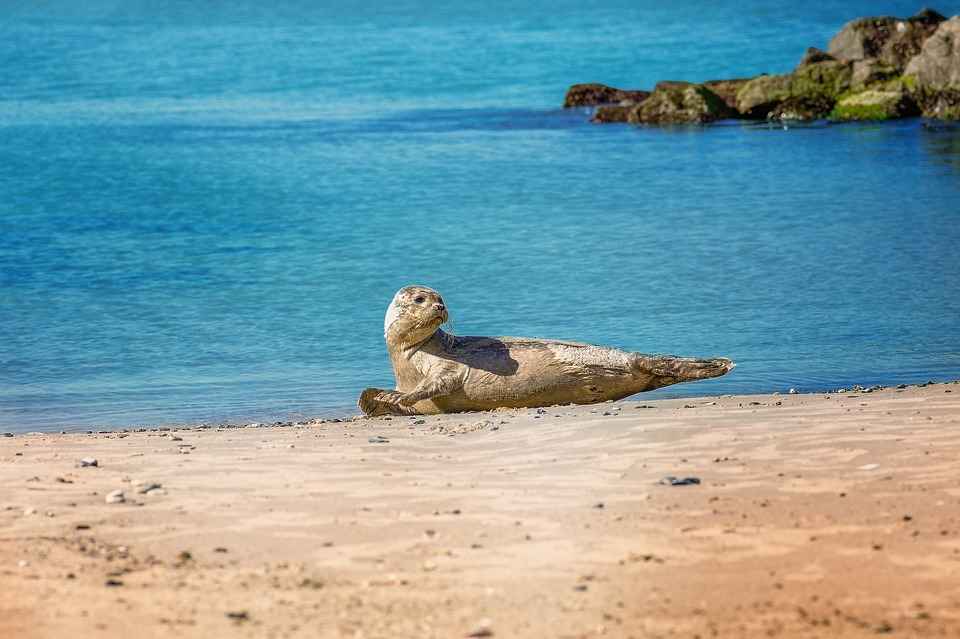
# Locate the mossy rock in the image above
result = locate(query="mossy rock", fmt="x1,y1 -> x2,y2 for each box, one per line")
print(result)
735,60 -> 852,119
851,59 -> 901,91
628,81 -> 735,124
829,89 -> 919,121
791,59 -> 853,100
702,78 -> 752,111
735,74 -> 793,118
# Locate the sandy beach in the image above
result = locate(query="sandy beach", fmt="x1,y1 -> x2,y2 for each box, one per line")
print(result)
3,382 -> 960,638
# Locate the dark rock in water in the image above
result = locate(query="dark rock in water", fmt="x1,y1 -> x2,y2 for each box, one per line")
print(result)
905,17 -> 960,120
799,47 -> 837,66
828,9 -> 946,72
563,83 -> 650,108
591,105 -> 632,123
702,78 -> 752,110
628,81 -> 735,124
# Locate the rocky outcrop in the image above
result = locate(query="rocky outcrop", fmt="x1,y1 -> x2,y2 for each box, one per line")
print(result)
627,81 -> 734,124
904,17 -> 960,119
828,9 -> 946,71
567,8 -> 960,124
563,83 -> 650,107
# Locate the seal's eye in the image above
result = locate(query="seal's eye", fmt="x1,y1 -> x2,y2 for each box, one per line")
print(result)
414,296 -> 426,304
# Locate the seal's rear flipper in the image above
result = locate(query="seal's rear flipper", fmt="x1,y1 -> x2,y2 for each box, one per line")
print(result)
358,388 -> 418,417
633,355 -> 734,390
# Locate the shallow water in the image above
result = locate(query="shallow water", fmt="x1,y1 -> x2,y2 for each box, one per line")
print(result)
2,1 -> 960,432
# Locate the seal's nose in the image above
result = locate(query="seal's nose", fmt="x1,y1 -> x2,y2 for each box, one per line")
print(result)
433,303 -> 445,312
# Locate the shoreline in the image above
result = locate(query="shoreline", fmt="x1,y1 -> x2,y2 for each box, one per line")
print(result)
3,382 -> 960,638
5,379 -> 959,437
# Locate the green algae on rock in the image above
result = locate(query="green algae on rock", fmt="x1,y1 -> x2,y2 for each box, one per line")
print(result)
735,58 -> 853,120
830,88 -> 919,121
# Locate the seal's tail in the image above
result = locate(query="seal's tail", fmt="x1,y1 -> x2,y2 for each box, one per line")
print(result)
632,355 -> 734,390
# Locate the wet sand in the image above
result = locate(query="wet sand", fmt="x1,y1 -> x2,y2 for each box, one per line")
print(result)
2,382 -> 960,638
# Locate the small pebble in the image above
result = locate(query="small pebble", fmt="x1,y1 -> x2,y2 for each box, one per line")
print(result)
78,457 -> 98,468
658,476 -> 701,486
105,490 -> 125,504
466,619 -> 494,637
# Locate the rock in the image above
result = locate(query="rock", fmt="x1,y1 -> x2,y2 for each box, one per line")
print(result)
828,9 -> 946,71
830,87 -> 919,121
23,507 -> 37,516
368,435 -> 390,444
225,611 -> 249,622
736,74 -> 793,118
2,433 -> 13,438
702,78 -> 752,110
591,105 -> 632,123
736,59 -> 853,120
658,476 -> 701,486
851,58 -> 901,90
563,83 -> 650,107
133,481 -> 163,495
905,17 -> 960,119
628,81 -> 735,124
104,489 -> 125,504
798,47 -> 837,66
77,457 -> 98,468
466,619 -> 494,637
768,95 -> 837,121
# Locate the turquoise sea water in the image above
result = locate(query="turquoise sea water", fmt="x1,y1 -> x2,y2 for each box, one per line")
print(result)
2,1 -> 960,432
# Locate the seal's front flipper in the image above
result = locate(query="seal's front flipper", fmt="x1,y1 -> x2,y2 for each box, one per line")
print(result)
358,387 -> 418,417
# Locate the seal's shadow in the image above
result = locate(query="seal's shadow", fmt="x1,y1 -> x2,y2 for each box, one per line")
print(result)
436,336 -> 521,376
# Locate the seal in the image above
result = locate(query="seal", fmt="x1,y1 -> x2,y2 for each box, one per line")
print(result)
358,285 -> 734,417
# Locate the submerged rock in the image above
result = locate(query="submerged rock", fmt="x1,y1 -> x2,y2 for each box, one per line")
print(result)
628,81 -> 734,124
563,83 -> 650,108
905,17 -> 960,119
828,9 -> 946,71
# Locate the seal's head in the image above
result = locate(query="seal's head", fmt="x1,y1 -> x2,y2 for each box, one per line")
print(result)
384,285 -> 449,347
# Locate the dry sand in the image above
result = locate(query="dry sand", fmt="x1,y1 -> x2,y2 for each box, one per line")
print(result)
2,382 -> 960,638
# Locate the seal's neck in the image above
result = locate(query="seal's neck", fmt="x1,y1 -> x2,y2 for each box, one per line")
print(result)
388,329 -> 446,390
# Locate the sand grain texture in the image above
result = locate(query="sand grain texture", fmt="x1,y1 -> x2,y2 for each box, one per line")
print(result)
2,384 -> 960,638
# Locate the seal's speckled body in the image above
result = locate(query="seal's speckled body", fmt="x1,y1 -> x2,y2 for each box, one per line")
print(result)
358,285 -> 734,416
